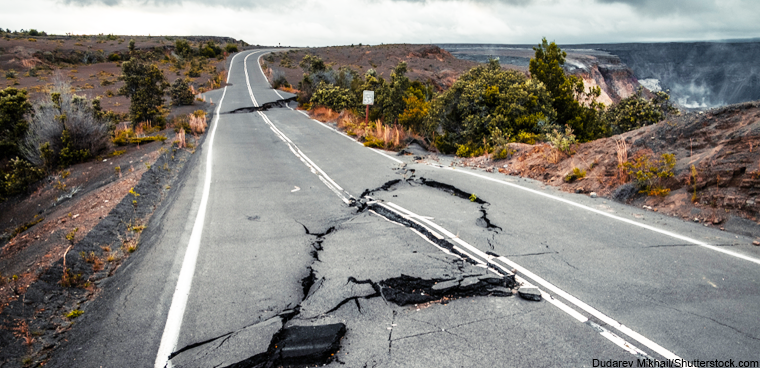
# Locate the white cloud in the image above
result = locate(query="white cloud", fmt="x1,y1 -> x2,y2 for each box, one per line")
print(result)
1,0 -> 758,46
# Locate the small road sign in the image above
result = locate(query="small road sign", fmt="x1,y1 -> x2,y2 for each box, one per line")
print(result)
363,90 -> 374,105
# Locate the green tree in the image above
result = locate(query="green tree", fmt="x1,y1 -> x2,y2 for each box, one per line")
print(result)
118,58 -> 169,126
0,87 -> 31,161
529,38 -> 607,141
429,59 -> 555,152
169,78 -> 194,106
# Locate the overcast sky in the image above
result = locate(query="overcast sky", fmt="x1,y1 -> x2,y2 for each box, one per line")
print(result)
2,0 -> 759,46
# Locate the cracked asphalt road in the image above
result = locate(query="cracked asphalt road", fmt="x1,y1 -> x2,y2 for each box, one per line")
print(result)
46,50 -> 760,367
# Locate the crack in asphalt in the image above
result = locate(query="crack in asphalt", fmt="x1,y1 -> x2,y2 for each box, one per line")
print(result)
645,295 -> 760,342
507,251 -> 560,257
221,97 -> 297,114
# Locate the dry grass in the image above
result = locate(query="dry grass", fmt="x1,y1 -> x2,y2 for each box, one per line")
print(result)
279,86 -> 299,94
12,319 -> 34,346
189,112 -> 207,134
175,128 -> 186,148
364,121 -> 411,151
615,138 -> 629,183
310,106 -> 340,122
544,145 -> 562,164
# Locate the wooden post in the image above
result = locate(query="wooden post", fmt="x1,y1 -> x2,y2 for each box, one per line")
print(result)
366,104 -> 369,125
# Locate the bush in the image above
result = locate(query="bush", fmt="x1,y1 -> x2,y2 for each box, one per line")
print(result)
21,76 -> 110,168
605,88 -> 679,135
546,125 -> 577,155
564,167 -> 586,183
225,43 -> 239,53
310,82 -> 355,112
199,41 -> 222,58
514,131 -> 541,144
175,39 -> 193,59
169,78 -> 194,106
0,157 -> 45,199
455,143 -> 486,158
623,152 -> 676,196
108,53 -> 121,62
429,59 -> 555,151
128,39 -> 135,52
0,87 -> 31,161
271,69 -> 289,89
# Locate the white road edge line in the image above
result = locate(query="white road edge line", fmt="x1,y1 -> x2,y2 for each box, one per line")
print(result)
243,51 -> 261,107
154,51 -> 245,368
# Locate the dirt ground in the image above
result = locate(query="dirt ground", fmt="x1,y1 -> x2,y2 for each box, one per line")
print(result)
262,44 -> 497,91
0,34 -> 236,114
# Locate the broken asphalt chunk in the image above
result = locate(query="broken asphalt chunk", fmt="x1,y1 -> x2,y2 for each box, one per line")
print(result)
277,323 -> 347,366
518,285 -> 542,301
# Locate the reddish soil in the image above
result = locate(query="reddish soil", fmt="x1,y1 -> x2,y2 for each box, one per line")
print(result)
262,44 -> 501,91
0,35 -> 234,113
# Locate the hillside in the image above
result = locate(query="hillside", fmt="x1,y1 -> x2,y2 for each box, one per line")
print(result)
261,44 -> 481,92
451,101 -> 760,237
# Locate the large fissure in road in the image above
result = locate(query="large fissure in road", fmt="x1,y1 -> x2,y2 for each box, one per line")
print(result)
168,173 -> 535,368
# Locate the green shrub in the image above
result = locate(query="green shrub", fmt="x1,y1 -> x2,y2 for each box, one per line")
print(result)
1,157 -> 45,199
4,69 -> 17,78
455,142 -> 486,158
490,127 -> 513,159
107,53 -> 121,62
546,125 -> 577,155
623,153 -> 676,196
224,43 -> 239,53
433,133 -> 457,154
58,129 -> 91,167
310,82 -> 355,112
128,39 -> 135,52
428,59 -> 555,148
169,78 -> 194,106
564,167 -> 586,182
175,39 -> 193,58
514,131 -> 541,144
605,88 -> 679,135
199,41 -> 222,58
0,87 -> 31,161
22,79 -> 110,168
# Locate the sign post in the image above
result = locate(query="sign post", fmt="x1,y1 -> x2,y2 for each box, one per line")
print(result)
362,90 -> 374,126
